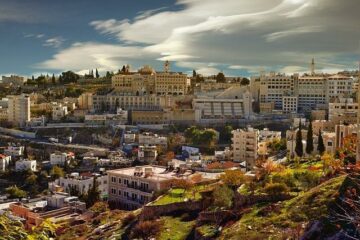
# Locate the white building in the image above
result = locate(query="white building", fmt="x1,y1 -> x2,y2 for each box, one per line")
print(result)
138,132 -> 167,149
15,159 -> 36,172
232,127 -> 259,170
0,106 -> 8,121
50,152 -> 74,166
327,74 -> 353,101
50,173 -> 108,199
7,95 -> 31,127
52,103 -> 68,121
4,146 -> 24,157
0,154 -> 11,172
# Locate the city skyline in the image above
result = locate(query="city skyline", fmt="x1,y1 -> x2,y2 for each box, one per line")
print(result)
1,0 -> 360,77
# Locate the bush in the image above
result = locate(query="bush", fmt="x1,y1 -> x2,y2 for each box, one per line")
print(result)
294,170 -> 320,190
131,220 -> 162,240
6,186 -> 27,199
89,202 -> 109,216
212,184 -> 234,209
271,172 -> 297,188
264,183 -> 289,196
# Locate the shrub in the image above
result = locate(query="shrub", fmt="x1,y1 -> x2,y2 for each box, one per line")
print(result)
212,184 -> 234,209
264,183 -> 289,196
131,220 -> 162,240
294,170 -> 320,190
89,202 -> 109,216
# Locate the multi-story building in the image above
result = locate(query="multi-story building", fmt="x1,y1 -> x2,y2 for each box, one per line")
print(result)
138,145 -> 158,164
0,106 -> 8,121
52,103 -> 68,121
15,159 -> 37,172
259,72 -> 296,109
49,172 -> 108,199
138,132 -> 168,149
7,94 -> 31,127
232,127 -> 259,170
77,93 -> 93,110
108,166 -> 192,209
282,96 -> 298,113
335,124 -> 357,149
297,75 -> 327,112
193,86 -> 253,124
50,152 -> 74,166
327,74 -> 353,101
328,97 -> 358,123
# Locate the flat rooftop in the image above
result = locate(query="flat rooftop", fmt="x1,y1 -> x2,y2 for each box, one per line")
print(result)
107,165 -> 187,181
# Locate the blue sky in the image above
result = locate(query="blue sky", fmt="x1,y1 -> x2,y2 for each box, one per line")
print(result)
1,0 -> 359,78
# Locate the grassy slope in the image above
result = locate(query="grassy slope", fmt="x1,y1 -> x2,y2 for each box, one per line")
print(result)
158,216 -> 196,240
221,175 -> 346,240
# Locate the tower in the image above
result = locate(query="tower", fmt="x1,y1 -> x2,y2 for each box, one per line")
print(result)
310,58 -> 315,76
164,60 -> 170,73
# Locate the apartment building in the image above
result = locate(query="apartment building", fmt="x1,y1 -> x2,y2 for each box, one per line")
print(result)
108,166 -> 187,209
327,74 -> 353,100
259,72 -> 296,109
138,132 -> 168,149
297,75 -> 327,112
232,127 -> 259,170
77,92 -> 93,110
0,106 -> 8,121
328,97 -> 357,123
7,94 -> 31,127
282,96 -> 298,113
138,145 -> 158,163
50,172 -> 108,199
50,152 -> 74,166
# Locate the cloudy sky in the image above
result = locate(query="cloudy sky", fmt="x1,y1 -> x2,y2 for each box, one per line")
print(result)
1,0 -> 359,77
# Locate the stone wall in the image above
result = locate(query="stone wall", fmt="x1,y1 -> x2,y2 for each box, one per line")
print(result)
140,199 -> 210,221
234,193 -> 292,209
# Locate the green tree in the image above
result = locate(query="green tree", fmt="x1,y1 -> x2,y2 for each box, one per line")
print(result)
192,70 -> 197,78
317,129 -> 325,155
95,68 -> 100,78
85,177 -> 101,207
216,72 -> 226,83
212,184 -> 234,209
60,71 -> 79,83
240,78 -> 250,86
6,185 -> 27,199
295,121 -> 303,157
51,73 -> 56,84
220,169 -> 245,190
50,166 -> 65,180
306,119 -> 314,155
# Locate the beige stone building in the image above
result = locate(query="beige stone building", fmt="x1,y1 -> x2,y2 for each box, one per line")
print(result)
232,127 -> 259,170
328,97 -> 357,123
7,94 -> 31,127
108,166 -> 189,209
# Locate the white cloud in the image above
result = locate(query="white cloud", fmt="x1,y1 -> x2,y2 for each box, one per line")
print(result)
43,37 -> 65,48
265,26 -> 324,42
38,0 -> 360,75
36,42 -> 156,72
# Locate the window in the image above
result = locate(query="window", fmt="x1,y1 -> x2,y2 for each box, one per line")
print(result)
111,176 -> 116,183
